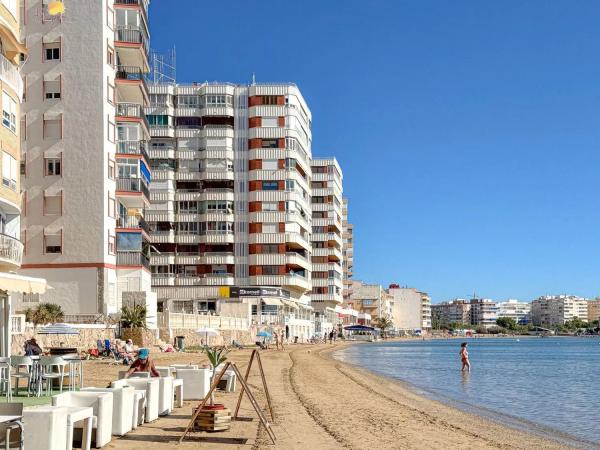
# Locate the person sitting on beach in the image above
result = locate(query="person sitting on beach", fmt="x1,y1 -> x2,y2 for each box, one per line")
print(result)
124,339 -> 134,353
460,342 -> 471,372
115,339 -> 134,365
124,348 -> 160,378
24,337 -> 42,356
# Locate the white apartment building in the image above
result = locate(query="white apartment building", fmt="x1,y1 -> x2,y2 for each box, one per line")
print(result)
531,295 -> 589,326
469,298 -> 498,328
342,197 -> 353,302
496,299 -> 531,324
17,0 -> 156,319
310,158 -> 343,312
146,82 -> 316,340
431,299 -> 471,325
387,285 -> 432,331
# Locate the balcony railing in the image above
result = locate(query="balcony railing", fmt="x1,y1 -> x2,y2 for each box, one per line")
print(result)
115,26 -> 149,55
115,65 -> 148,88
116,103 -> 149,130
117,215 -> 150,234
117,178 -> 150,199
0,53 -> 22,99
117,139 -> 149,161
0,233 -> 23,267
117,251 -> 150,269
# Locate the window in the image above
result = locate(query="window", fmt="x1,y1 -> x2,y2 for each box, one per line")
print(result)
1,152 -> 16,190
262,139 -> 278,148
45,158 -> 61,175
285,180 -> 295,191
107,77 -> 115,104
108,158 -> 116,179
107,116 -> 115,142
43,42 -> 60,61
44,231 -> 62,254
20,116 -> 26,142
44,192 -> 62,215
262,223 -> 278,234
263,159 -> 278,170
262,266 -> 280,275
262,244 -> 280,254
107,6 -> 114,29
261,96 -> 279,105
262,181 -> 278,191
20,160 -> 25,176
108,195 -> 116,218
43,77 -> 61,99
43,115 -> 62,139
262,117 -> 279,128
116,232 -> 142,251
2,92 -> 16,133
107,45 -> 114,66
108,234 -> 116,255
263,202 -> 278,212
22,293 -> 40,303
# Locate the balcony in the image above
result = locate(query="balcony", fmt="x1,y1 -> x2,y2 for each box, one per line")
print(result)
116,215 -> 150,234
0,53 -> 22,98
115,65 -> 148,104
114,26 -> 149,69
116,103 -> 150,132
0,233 -> 22,269
249,274 -> 310,293
116,251 -> 150,269
116,178 -> 150,207
150,125 -> 175,138
114,0 -> 149,32
117,140 -> 150,162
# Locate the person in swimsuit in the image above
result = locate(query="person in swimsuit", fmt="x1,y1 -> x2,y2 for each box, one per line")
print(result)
460,342 -> 471,371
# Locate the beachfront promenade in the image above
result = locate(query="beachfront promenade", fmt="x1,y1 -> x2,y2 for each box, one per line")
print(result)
85,343 -> 570,450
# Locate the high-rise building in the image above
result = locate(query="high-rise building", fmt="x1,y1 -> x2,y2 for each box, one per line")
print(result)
310,158 -> 343,310
387,285 -> 431,332
531,295 -> 588,326
587,299 -> 600,323
0,0 -> 47,356
17,0 -> 155,320
341,197 -> 353,302
146,82 -> 316,340
431,299 -> 471,325
496,299 -> 531,324
469,298 -> 498,328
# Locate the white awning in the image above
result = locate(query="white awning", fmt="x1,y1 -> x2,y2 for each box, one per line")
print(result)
261,298 -> 282,306
281,299 -> 299,310
0,273 -> 46,294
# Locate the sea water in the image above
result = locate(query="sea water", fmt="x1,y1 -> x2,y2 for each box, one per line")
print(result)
335,337 -> 600,446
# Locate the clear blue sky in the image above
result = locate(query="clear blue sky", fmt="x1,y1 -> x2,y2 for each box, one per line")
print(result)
149,1 -> 600,303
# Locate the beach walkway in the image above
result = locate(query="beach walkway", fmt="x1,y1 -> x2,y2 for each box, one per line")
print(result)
94,343 -> 572,450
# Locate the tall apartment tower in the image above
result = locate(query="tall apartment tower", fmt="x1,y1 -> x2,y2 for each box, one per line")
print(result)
341,197 -> 353,302
147,82 -> 314,332
17,0 -> 155,318
310,158 -> 343,312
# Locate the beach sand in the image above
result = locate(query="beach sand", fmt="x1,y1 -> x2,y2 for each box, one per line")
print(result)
90,342 -> 575,450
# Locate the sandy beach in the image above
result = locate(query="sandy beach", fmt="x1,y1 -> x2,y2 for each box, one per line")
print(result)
86,342 -> 576,450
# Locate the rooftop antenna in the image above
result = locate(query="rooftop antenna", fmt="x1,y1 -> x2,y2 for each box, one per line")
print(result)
251,72 -> 256,85
150,46 -> 176,85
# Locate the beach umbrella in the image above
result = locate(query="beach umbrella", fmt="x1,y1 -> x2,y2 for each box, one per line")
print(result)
256,330 -> 272,344
37,323 -> 80,335
195,327 -> 219,346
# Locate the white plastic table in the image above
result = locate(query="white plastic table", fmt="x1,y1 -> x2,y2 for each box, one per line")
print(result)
172,378 -> 183,408
63,406 -> 93,450
132,390 -> 146,429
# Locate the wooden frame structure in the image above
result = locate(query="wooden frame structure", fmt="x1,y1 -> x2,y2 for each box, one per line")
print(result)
179,360 -> 276,444
234,349 -> 273,420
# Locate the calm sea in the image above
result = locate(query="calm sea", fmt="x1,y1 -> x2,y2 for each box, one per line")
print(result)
334,337 -> 600,447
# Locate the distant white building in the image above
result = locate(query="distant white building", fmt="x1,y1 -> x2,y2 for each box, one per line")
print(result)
497,299 -> 531,325
469,298 -> 498,328
531,295 -> 588,326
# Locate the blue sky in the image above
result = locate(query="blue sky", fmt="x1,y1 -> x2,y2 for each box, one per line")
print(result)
149,1 -> 600,303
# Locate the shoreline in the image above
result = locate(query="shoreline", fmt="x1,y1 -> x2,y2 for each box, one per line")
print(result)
329,340 -> 599,450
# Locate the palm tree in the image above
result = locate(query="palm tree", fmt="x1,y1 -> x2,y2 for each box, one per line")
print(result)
120,304 -> 147,329
375,316 -> 394,339
24,303 -> 64,327
203,346 -> 229,405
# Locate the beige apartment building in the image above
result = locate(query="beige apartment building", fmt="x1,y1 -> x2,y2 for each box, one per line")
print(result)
587,299 -> 600,322
17,0 -> 156,321
431,299 -> 471,325
347,280 -> 392,323
342,197 -> 353,302
387,285 -> 431,332
531,295 -> 588,326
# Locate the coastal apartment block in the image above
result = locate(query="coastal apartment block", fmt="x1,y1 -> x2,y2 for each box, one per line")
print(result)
531,295 -> 588,326
342,197 -> 353,301
587,300 -> 600,323
496,299 -> 531,324
16,0 -> 156,320
310,158 -> 344,314
431,299 -> 471,325
347,280 -> 392,323
469,298 -> 498,328
387,285 -> 432,331
146,81 -> 319,340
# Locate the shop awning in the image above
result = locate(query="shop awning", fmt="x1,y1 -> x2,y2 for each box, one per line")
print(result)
0,273 -> 46,294
281,299 -> 299,309
261,298 -> 282,306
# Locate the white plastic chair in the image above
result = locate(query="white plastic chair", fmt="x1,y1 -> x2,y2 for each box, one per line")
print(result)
39,356 -> 67,396
10,356 -> 32,398
111,378 -> 159,423
52,391 -> 113,448
22,406 -> 68,450
0,359 -> 12,402
156,377 -> 174,416
0,402 -> 23,449
214,364 -> 237,392
131,390 -> 146,429
82,386 -> 134,436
